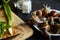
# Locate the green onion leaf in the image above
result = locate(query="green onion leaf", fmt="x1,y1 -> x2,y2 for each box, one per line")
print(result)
3,3 -> 12,26
2,0 -> 10,4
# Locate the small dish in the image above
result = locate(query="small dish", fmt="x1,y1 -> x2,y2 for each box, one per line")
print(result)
29,6 -> 60,40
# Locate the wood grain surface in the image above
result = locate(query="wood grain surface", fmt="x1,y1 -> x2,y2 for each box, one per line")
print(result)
0,10 -> 33,40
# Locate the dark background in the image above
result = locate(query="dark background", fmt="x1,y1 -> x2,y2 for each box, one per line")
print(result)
9,0 -> 60,40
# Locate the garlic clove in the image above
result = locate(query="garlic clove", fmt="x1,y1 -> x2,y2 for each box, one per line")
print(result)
8,27 -> 13,35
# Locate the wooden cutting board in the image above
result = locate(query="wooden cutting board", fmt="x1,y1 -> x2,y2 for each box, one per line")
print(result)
3,12 -> 33,40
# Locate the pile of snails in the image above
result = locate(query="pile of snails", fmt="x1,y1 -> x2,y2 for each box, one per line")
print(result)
29,6 -> 60,34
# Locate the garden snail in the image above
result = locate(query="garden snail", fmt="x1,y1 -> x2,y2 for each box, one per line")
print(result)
36,10 -> 42,18
42,21 -> 50,31
49,11 -> 58,17
42,5 -> 51,17
32,10 -> 43,23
